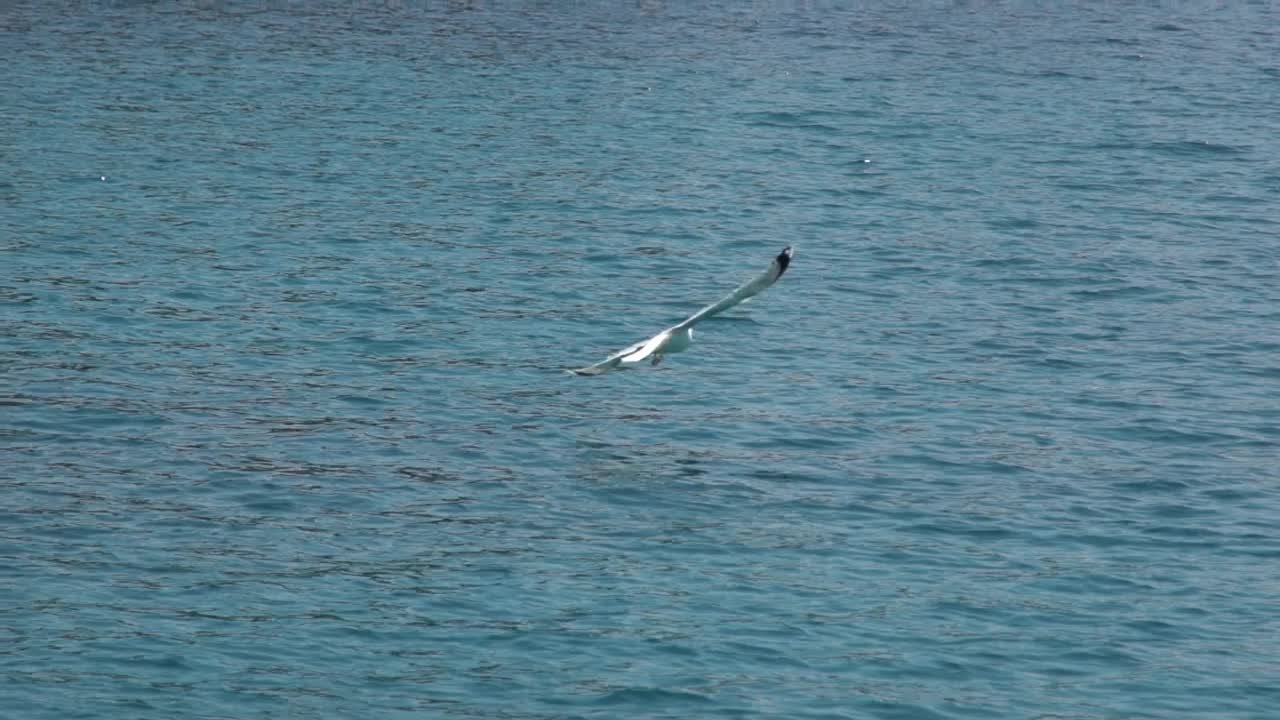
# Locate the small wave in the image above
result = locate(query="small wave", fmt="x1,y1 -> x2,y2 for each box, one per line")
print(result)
734,110 -> 856,133
593,687 -> 714,706
986,217 -> 1040,230
1148,140 -> 1247,157
971,256 -> 1039,268
1069,285 -> 1160,301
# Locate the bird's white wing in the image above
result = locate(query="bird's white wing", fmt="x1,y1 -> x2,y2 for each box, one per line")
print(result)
619,330 -> 671,363
570,329 -> 671,376
673,245 -> 792,330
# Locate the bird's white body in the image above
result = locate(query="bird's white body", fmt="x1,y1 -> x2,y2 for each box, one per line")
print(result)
571,246 -> 792,375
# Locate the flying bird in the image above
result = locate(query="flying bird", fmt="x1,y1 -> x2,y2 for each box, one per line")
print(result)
571,245 -> 793,375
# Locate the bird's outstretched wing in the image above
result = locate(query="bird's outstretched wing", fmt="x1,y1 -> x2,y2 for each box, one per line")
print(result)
570,329 -> 673,376
673,245 -> 792,331
570,246 -> 793,376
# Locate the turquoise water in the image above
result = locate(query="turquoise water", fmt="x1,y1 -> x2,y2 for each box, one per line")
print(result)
4,2 -> 1279,718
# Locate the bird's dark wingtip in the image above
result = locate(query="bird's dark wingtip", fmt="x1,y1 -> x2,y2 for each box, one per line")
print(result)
775,245 -> 793,276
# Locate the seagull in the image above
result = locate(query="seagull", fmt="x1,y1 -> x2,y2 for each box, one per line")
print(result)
571,245 -> 793,375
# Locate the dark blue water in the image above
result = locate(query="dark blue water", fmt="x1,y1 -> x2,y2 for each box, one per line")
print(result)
4,2 -> 1279,718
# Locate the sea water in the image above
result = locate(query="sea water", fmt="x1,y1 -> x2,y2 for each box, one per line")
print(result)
3,2 -> 1278,718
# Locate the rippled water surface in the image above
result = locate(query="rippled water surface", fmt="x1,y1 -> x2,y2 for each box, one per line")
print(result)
4,2 -> 1279,718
